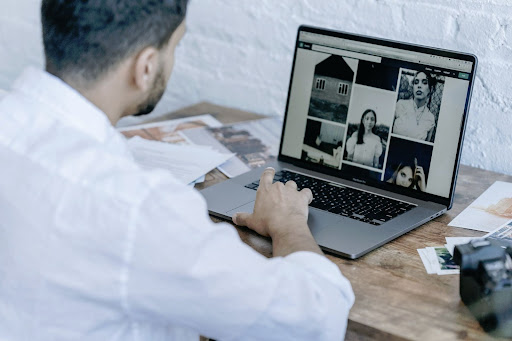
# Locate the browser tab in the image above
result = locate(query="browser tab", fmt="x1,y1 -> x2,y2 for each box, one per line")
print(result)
299,30 -> 473,72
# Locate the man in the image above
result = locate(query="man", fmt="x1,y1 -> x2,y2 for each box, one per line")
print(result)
0,1 -> 354,340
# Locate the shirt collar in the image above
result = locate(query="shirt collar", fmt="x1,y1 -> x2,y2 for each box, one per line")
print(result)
12,67 -> 121,146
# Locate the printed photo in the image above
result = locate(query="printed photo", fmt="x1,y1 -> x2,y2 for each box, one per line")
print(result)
302,119 -> 346,169
433,247 -> 459,273
485,221 -> 512,244
449,181 -> 512,232
181,117 -> 282,178
307,55 -> 357,124
355,60 -> 399,91
436,248 -> 458,270
421,247 -> 460,275
384,137 -> 433,192
208,125 -> 276,169
119,115 -> 221,145
392,69 -> 445,143
343,86 -> 396,170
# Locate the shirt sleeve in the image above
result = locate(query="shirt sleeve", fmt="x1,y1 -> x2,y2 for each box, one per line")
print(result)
125,177 -> 354,341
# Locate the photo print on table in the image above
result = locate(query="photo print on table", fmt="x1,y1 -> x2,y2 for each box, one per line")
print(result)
302,118 -> 346,169
392,68 -> 445,143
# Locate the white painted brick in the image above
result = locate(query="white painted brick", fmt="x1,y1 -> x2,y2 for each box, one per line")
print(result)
476,60 -> 512,107
401,3 -> 456,43
0,15 -> 44,89
456,13 -> 502,58
490,17 -> 512,60
4,0 -> 512,175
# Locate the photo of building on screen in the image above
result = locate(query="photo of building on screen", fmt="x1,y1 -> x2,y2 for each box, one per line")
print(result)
307,55 -> 355,125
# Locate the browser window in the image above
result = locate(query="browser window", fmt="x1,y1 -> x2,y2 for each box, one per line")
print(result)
281,30 -> 474,199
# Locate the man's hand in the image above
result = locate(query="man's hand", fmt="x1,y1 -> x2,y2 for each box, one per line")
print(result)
232,167 -> 312,237
232,168 -> 322,257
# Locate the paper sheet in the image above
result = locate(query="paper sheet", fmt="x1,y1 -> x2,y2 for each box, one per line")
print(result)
444,237 -> 479,256
448,181 -> 512,232
181,117 -> 282,178
418,246 -> 460,275
127,136 -> 234,185
118,114 -> 223,145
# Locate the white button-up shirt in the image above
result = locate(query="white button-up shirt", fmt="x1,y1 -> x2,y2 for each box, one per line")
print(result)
0,68 -> 354,341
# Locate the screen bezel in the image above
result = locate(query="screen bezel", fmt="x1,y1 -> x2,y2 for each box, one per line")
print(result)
278,25 -> 478,209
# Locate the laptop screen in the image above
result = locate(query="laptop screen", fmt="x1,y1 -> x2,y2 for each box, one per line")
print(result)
279,26 -> 476,204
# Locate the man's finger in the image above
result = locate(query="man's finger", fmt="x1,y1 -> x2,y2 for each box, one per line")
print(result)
285,180 -> 297,190
259,167 -> 275,188
232,212 -> 252,227
301,188 -> 314,204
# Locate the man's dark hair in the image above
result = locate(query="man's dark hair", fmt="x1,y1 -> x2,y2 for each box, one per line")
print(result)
41,0 -> 188,85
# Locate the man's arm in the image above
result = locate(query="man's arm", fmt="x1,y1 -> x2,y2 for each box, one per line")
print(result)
232,167 -> 322,257
127,169 -> 354,341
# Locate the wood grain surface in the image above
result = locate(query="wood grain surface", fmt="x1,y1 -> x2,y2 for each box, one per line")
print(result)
158,103 -> 510,341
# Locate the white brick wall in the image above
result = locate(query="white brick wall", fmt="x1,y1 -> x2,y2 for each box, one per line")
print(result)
1,0 -> 512,175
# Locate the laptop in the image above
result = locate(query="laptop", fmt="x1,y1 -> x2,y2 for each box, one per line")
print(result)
201,25 -> 477,259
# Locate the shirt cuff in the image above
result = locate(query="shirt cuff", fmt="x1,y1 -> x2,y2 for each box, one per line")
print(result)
284,251 -> 349,289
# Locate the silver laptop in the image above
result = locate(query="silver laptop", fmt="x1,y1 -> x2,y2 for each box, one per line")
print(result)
201,25 -> 477,259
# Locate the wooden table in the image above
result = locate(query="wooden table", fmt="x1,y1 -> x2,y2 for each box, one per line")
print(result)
156,102 -> 510,340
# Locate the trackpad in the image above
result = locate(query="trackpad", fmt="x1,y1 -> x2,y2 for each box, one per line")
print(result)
226,201 -> 255,217
226,203 -> 334,224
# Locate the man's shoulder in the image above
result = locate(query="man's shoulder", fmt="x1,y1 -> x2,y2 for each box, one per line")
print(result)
62,141 -> 182,203
0,117 -> 177,205
0,87 -> 185,203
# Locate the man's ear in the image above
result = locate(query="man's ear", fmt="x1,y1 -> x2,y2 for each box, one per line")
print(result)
133,46 -> 159,91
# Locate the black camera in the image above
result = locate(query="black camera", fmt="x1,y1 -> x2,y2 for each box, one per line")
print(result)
453,239 -> 512,337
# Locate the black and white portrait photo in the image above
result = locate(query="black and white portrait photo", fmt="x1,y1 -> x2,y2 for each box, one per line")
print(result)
342,85 -> 395,170
384,136 -> 434,192
392,69 -> 445,143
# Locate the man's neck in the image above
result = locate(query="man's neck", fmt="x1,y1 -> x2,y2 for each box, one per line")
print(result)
56,64 -> 134,126
76,82 -> 124,126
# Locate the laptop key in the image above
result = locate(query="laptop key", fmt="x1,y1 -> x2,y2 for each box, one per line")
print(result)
245,170 -> 415,225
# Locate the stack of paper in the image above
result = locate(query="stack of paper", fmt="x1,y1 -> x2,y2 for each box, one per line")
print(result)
444,237 -> 477,256
118,114 -> 282,180
181,117 -> 282,178
417,246 -> 459,275
418,219 -> 512,275
127,136 -> 234,185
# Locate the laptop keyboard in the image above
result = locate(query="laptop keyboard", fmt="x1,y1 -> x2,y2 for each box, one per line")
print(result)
244,170 -> 415,226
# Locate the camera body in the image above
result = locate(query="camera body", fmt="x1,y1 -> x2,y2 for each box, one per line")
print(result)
453,239 -> 512,337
